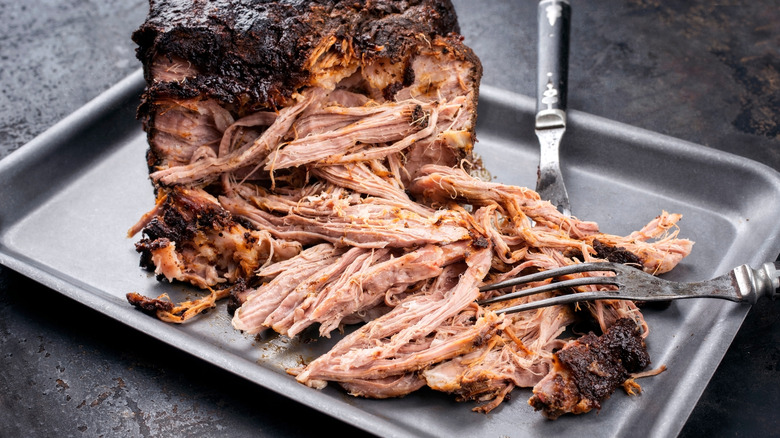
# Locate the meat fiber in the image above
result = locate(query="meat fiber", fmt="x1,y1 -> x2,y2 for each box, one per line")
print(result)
132,0 -> 480,180
126,0 -> 694,417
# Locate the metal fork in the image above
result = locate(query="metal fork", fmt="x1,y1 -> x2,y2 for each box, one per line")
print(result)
478,262 -> 779,314
535,0 -> 572,217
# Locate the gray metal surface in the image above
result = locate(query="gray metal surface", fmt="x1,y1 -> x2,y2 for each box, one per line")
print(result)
1,69 -> 780,437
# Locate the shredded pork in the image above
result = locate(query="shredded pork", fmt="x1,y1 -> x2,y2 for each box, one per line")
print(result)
127,0 -> 694,418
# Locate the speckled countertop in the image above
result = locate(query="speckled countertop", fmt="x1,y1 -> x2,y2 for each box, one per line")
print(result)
1,1 -> 778,436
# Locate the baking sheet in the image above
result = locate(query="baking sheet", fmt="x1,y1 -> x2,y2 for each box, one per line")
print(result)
2,69 -> 780,438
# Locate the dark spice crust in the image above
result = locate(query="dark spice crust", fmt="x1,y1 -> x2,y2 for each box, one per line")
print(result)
135,187 -> 234,270
140,188 -> 231,244
133,0 -> 461,113
227,278 -> 248,315
556,318 -> 650,408
528,318 -> 650,419
563,239 -> 642,266
126,291 -> 174,314
592,239 -> 642,266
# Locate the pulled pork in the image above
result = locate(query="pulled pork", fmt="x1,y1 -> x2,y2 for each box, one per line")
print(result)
528,318 -> 651,419
126,0 -> 694,418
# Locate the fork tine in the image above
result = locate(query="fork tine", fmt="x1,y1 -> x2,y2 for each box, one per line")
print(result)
479,261 -> 780,315
479,262 -> 620,293
492,290 -> 624,314
478,275 -> 619,305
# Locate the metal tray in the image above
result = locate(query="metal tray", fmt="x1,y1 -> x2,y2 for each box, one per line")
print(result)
2,70 -> 780,438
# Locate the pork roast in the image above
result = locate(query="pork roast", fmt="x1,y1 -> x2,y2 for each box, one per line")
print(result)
126,0 -> 693,417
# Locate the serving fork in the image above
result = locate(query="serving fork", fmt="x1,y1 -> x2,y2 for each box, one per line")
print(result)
535,0 -> 572,216
478,261 -> 780,314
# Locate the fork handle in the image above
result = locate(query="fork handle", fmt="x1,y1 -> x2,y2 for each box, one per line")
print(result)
767,261 -> 780,299
536,0 -> 571,126
744,261 -> 780,302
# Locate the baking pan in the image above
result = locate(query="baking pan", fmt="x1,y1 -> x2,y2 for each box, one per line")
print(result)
2,69 -> 780,438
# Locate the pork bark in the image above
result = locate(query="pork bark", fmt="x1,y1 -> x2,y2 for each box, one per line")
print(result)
528,318 -> 651,419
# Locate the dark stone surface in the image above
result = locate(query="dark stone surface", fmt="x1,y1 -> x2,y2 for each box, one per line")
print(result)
0,1 -> 777,436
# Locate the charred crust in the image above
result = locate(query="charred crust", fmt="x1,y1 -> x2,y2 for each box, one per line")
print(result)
126,291 -> 174,314
410,104 -> 428,128
455,380 -> 498,401
139,205 -> 190,245
592,239 -> 642,265
234,215 -> 258,231
135,238 -> 157,270
243,231 -> 259,245
227,278 -> 248,315
565,240 -> 642,266
169,189 -> 232,230
382,82 -> 404,101
402,61 -> 416,86
133,0 -> 461,114
136,187 -> 239,266
528,372 -> 580,418
599,319 -> 650,372
135,235 -> 178,271
555,318 -> 649,407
